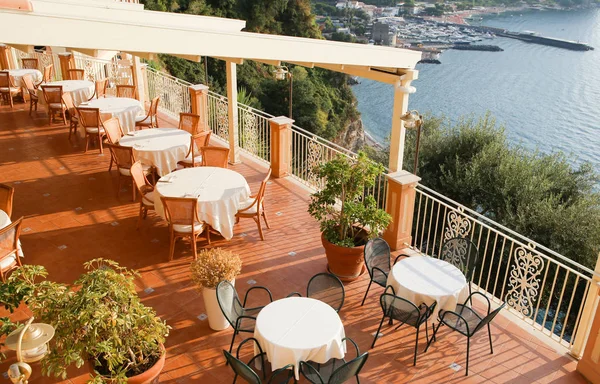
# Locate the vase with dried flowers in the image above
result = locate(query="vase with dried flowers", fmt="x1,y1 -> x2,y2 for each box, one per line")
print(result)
191,248 -> 242,330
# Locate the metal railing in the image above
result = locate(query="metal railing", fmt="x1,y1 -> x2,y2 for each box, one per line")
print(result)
13,48 -> 63,81
207,90 -> 230,142
412,184 -> 595,350
146,67 -> 192,120
238,104 -> 273,163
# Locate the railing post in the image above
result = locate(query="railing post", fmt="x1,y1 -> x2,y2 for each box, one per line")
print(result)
0,44 -> 14,70
189,84 -> 210,132
573,255 -> 600,362
269,116 -> 294,178
382,170 -> 421,251
225,60 -> 240,164
58,52 -> 74,80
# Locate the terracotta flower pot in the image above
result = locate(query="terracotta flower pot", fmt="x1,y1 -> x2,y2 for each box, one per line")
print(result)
92,344 -> 165,384
321,233 -> 366,282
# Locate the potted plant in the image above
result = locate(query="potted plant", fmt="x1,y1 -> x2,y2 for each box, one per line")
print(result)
308,151 -> 392,281
190,248 -> 242,331
4,259 -> 170,383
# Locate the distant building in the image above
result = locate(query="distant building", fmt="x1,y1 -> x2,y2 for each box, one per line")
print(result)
336,27 -> 351,34
372,22 -> 395,46
335,1 -> 364,9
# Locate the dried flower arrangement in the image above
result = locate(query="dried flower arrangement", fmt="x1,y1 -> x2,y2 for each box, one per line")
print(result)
190,248 -> 242,289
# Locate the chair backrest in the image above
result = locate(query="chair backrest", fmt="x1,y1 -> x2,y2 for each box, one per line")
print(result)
178,113 -> 201,135
306,273 -> 345,312
105,143 -> 135,170
21,74 -> 36,95
95,78 -> 108,99
41,85 -> 63,105
67,69 -> 85,80
440,237 -> 479,282
103,117 -> 124,144
76,107 -> 102,129
160,196 -> 198,227
0,217 -> 22,262
21,58 -> 38,70
42,64 -> 53,83
0,71 -> 10,88
201,146 -> 229,168
380,287 -> 434,328
149,96 -> 160,117
61,92 -> 76,114
223,350 -> 261,384
364,238 -> 391,281
256,168 -> 272,207
116,84 -> 136,98
473,302 -> 507,335
0,184 -> 15,218
130,161 -> 149,197
327,352 -> 369,384
190,131 -> 212,162
216,280 -> 245,328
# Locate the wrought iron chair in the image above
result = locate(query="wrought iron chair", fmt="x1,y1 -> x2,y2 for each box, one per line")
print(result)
225,337 -> 296,384
178,112 -> 201,135
361,238 -> 406,306
425,292 -> 506,376
0,183 -> 15,218
135,96 -> 160,129
235,168 -> 271,241
300,337 -> 368,384
216,280 -> 273,356
89,78 -> 108,101
371,286 -> 436,366
131,161 -> 155,230
116,84 -> 137,99
77,107 -> 105,153
201,146 -> 230,168
440,237 -> 479,297
160,196 -> 210,261
67,69 -> 85,80
0,217 -> 23,282
288,272 -> 345,312
0,71 -> 20,108
178,131 -> 212,169
41,85 -> 67,125
21,74 -> 38,116
21,58 -> 38,70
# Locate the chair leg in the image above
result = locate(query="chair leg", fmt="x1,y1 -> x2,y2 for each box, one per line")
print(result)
191,233 -> 198,260
29,100 -> 33,115
98,133 -> 104,154
85,134 -> 90,153
255,216 -> 264,241
262,208 -> 270,229
228,330 -> 237,355
414,325 -> 419,366
361,280 -> 373,306
168,233 -> 176,261
465,337 -> 470,376
371,314 -> 386,349
424,322 -> 442,352
137,203 -> 143,230
487,323 -> 493,354
61,109 -> 67,125
131,176 -> 136,202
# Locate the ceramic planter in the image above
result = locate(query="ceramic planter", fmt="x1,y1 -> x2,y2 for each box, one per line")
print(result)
203,279 -> 235,331
93,344 -> 165,384
321,233 -> 366,282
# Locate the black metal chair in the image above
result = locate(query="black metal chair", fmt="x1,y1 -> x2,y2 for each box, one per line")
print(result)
287,272 -> 345,312
300,337 -> 368,384
224,337 -> 296,384
440,237 -> 479,296
361,238 -> 405,306
425,292 -> 506,376
216,280 -> 273,356
371,286 -> 436,366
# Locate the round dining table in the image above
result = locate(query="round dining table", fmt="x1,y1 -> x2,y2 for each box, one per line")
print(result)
0,210 -> 23,258
119,128 -> 191,177
386,256 -> 469,321
80,97 -> 143,134
8,68 -> 42,87
154,167 -> 250,240
37,80 -> 94,107
254,297 -> 346,380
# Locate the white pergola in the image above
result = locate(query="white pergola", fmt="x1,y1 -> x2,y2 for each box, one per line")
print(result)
0,0 -> 422,170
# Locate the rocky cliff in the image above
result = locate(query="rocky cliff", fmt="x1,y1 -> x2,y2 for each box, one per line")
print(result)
333,118 -> 366,153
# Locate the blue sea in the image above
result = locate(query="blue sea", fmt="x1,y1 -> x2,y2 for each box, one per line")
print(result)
353,9 -> 600,170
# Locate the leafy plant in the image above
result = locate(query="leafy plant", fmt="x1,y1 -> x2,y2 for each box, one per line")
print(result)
0,317 -> 18,362
5,259 -> 169,383
190,248 -> 242,289
308,151 -> 391,247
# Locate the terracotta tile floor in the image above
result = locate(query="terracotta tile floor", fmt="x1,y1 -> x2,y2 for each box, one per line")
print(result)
0,103 -> 589,383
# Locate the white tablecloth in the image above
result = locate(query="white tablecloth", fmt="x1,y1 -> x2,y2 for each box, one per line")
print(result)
81,97 -> 143,134
0,210 -> 23,258
8,69 -> 42,86
154,167 -> 250,240
387,256 -> 469,321
119,128 -> 191,176
254,297 -> 346,380
37,80 -> 94,107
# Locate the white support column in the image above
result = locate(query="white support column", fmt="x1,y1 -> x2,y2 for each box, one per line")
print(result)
226,60 -> 240,164
131,55 -> 146,103
388,70 -> 418,173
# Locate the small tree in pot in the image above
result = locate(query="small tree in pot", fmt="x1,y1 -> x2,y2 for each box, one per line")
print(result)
308,151 -> 391,281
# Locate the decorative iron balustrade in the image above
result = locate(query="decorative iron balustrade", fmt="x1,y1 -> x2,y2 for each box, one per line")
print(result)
207,90 -> 230,142
146,67 -> 192,120
72,55 -> 132,94
237,104 -> 272,163
14,49 -> 63,81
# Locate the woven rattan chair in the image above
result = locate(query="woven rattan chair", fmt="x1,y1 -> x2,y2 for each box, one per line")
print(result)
235,168 -> 271,240
178,112 -> 201,135
160,196 -> 210,261
216,280 -> 273,356
371,286 -> 436,366
67,69 -> 85,81
116,84 -> 137,99
21,74 -> 38,116
131,161 -> 155,230
425,292 -> 506,376
0,217 -> 23,282
103,117 -> 125,172
77,107 -> 105,153
361,238 -> 406,306
300,337 -> 368,384
0,71 -> 20,108
61,92 -> 79,139
88,78 -> 108,101
288,272 -> 345,313
440,237 -> 479,297
41,85 -> 67,125
178,131 -> 212,169
201,146 -> 229,168
21,58 -> 38,70
0,184 -> 15,218
105,143 -> 153,201
135,96 -> 160,129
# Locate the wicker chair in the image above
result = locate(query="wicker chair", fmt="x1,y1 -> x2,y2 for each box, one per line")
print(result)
224,337 -> 295,384
371,286 -> 436,366
201,146 -> 229,168
77,107 -> 105,153
0,71 -> 20,108
0,184 -> 15,218
103,118 -> 125,172
88,78 -> 108,101
61,92 -> 79,139
41,85 -> 67,125
131,161 -> 155,230
300,337 -> 368,384
440,237 -> 479,298
425,292 -> 506,376
67,69 -> 85,80
287,272 -> 345,313
21,58 -> 38,70
116,84 -> 137,99
178,131 -> 211,169
178,112 -> 201,135
0,217 -> 23,282
135,96 -> 160,129
361,238 -> 406,306
21,74 -> 38,116
160,196 -> 210,261
216,280 -> 273,356
40,65 -> 53,85
235,168 -> 271,240
105,143 -> 153,201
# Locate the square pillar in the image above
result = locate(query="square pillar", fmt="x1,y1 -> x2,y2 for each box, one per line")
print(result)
0,44 -> 14,70
189,84 -> 209,132
58,52 -> 74,80
382,170 -> 421,250
269,116 -> 294,178
573,255 -> 600,362
225,61 -> 240,164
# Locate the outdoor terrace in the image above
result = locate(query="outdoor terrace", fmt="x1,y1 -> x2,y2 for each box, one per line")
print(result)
0,104 -> 588,384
